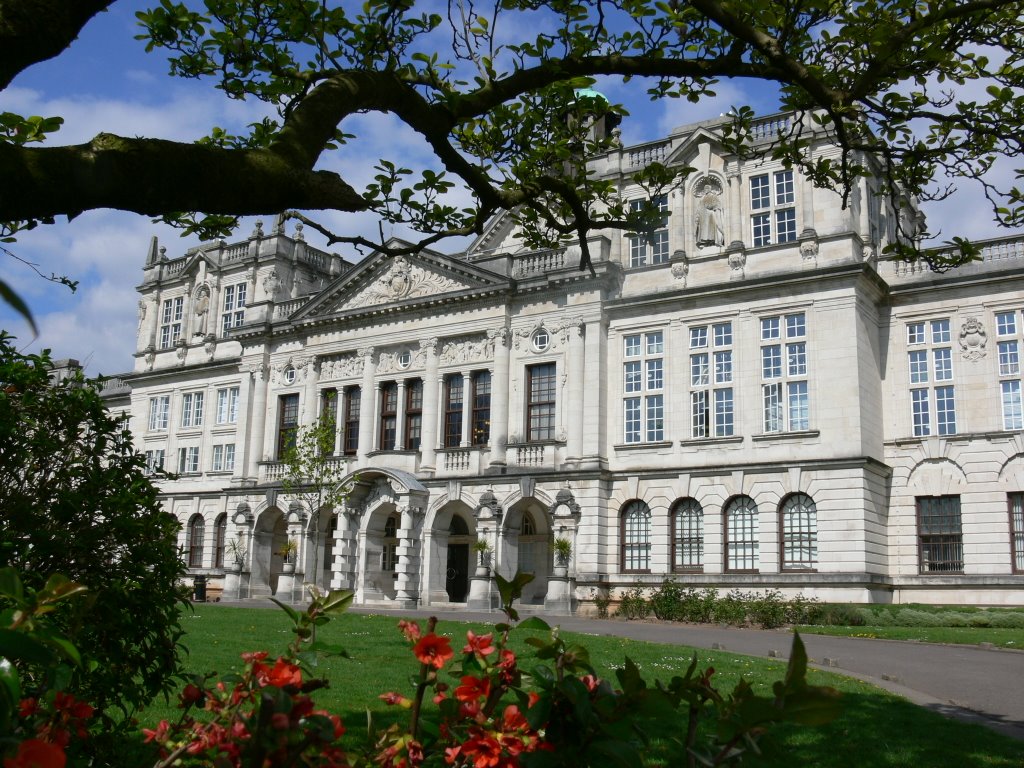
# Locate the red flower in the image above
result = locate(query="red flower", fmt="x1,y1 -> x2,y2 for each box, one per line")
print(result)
17,699 -> 39,719
179,683 -> 205,707
398,620 -> 422,643
413,634 -> 454,669
379,692 -> 412,708
462,631 -> 495,658
3,739 -> 66,768
254,657 -> 303,688
455,676 -> 491,703
241,650 -> 269,664
580,674 -> 600,692
460,732 -> 502,768
142,720 -> 171,745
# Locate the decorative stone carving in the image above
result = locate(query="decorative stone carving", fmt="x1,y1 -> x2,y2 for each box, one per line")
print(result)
440,336 -> 494,365
175,339 -> 188,365
192,284 -> 211,336
728,249 -> 746,272
379,348 -> 425,374
693,175 -> 726,247
800,239 -> 819,260
862,243 -> 877,268
346,256 -> 469,310
487,327 -> 510,346
475,491 -> 502,523
419,337 -> 439,354
670,249 -> 689,283
262,268 -> 283,301
137,298 -> 149,331
959,317 -> 988,361
322,354 -> 362,381
144,347 -> 155,370
246,362 -> 267,381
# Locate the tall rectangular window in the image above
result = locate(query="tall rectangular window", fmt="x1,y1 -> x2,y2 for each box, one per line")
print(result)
996,310 -> 1024,430
1010,493 -> 1024,573
379,383 -> 398,450
750,170 -> 796,246
907,317 -> 956,436
144,449 -> 165,475
177,446 -> 200,474
762,312 -> 809,432
404,379 -> 423,450
627,195 -> 669,267
276,393 -> 300,459
342,387 -> 361,455
917,495 -> 963,573
221,283 -> 247,334
212,443 -> 235,472
159,297 -> 184,349
623,331 -> 665,443
527,363 -> 557,441
690,321 -> 733,438
444,375 -> 464,448
180,391 -> 204,429
148,395 -> 170,431
216,386 -> 239,424
471,371 -> 491,446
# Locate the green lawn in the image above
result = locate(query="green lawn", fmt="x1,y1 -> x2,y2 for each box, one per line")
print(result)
134,605 -> 1024,768
793,624 -> 1024,648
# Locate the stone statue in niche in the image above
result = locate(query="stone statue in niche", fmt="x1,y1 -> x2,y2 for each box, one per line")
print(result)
193,285 -> 210,336
693,176 -> 726,247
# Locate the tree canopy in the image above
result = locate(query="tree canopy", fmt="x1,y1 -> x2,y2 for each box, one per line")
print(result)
1,0 -> 1022,268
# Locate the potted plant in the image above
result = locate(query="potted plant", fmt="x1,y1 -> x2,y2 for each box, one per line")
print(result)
227,538 -> 247,571
472,538 -> 492,571
278,538 -> 299,572
553,537 -> 572,570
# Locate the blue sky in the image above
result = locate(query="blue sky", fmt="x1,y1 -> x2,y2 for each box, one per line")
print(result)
0,1 -> 1011,375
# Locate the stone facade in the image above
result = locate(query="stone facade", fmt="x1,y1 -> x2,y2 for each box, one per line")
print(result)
116,113 -> 1024,610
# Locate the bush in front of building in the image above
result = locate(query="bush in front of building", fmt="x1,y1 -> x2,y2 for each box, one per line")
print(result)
0,334 -> 188,760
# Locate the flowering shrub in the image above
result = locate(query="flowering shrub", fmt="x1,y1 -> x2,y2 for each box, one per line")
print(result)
5,570 -> 841,768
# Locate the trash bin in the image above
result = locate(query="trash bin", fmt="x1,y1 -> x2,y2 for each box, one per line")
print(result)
193,574 -> 207,602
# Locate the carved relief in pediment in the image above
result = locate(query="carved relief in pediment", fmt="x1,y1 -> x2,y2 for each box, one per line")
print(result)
344,256 -> 470,311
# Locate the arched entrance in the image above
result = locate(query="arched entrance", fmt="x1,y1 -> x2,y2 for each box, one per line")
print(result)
249,506 -> 286,598
504,499 -> 551,604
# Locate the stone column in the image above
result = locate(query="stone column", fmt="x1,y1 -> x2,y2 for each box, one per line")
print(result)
331,511 -> 357,590
394,379 -> 406,450
460,372 -> 472,447
488,328 -> 510,468
727,169 -> 743,248
357,347 -> 376,463
394,504 -> 420,607
301,356 -> 320,426
420,338 -> 440,471
246,364 -> 269,478
566,318 -> 585,463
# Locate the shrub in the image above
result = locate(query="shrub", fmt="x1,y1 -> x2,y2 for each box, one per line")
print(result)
748,589 -> 789,629
615,584 -> 650,619
987,611 -> 1024,629
0,336 -> 187,756
893,609 -> 945,627
712,591 -> 748,626
648,580 -> 686,621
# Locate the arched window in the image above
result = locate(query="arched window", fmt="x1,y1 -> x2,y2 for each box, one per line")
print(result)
382,515 -> 399,572
671,498 -> 703,572
724,496 -> 758,572
780,494 -> 817,570
621,501 -> 651,572
213,514 -> 227,568
187,514 -> 205,568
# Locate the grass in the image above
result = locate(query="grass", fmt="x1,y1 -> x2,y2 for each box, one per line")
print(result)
132,605 -> 1024,768
793,624 -> 1024,648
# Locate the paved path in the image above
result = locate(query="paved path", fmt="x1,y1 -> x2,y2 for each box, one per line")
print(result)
220,600 -> 1024,742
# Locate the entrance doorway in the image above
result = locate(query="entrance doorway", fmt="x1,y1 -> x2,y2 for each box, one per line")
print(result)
445,515 -> 471,601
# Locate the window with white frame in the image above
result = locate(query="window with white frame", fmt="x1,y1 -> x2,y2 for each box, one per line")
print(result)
762,312 -> 809,432
907,318 -> 956,436
671,498 -> 703,572
180,391 -> 204,429
148,395 -> 170,431
620,500 -> 652,572
216,386 -> 240,425
627,195 -> 670,267
780,493 -> 817,570
221,283 -> 247,335
211,444 -> 235,472
159,296 -> 184,349
995,310 -> 1023,430
623,331 -> 665,443
144,449 -> 165,475
690,321 -> 733,438
382,515 -> 399,572
177,446 -> 200,474
750,170 -> 796,247
725,496 -> 759,571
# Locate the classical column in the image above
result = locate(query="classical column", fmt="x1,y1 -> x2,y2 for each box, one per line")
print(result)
488,328 -> 510,468
460,372 -> 472,447
419,338 -> 440,471
246,363 -> 269,478
331,511 -> 357,590
394,379 -> 407,450
301,356 -> 320,426
394,504 -> 420,607
566,318 -> 585,462
357,347 -> 376,463
581,320 -> 606,467
727,169 -> 743,248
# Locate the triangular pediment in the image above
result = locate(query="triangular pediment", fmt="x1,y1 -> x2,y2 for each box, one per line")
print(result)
293,242 -> 508,320
662,127 -> 724,170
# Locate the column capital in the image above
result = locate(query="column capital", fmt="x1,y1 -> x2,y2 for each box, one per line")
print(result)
358,346 -> 375,360
487,327 -> 510,345
419,337 -> 439,354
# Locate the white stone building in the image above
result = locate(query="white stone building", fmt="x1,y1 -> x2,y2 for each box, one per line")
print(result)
119,111 -> 1024,610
